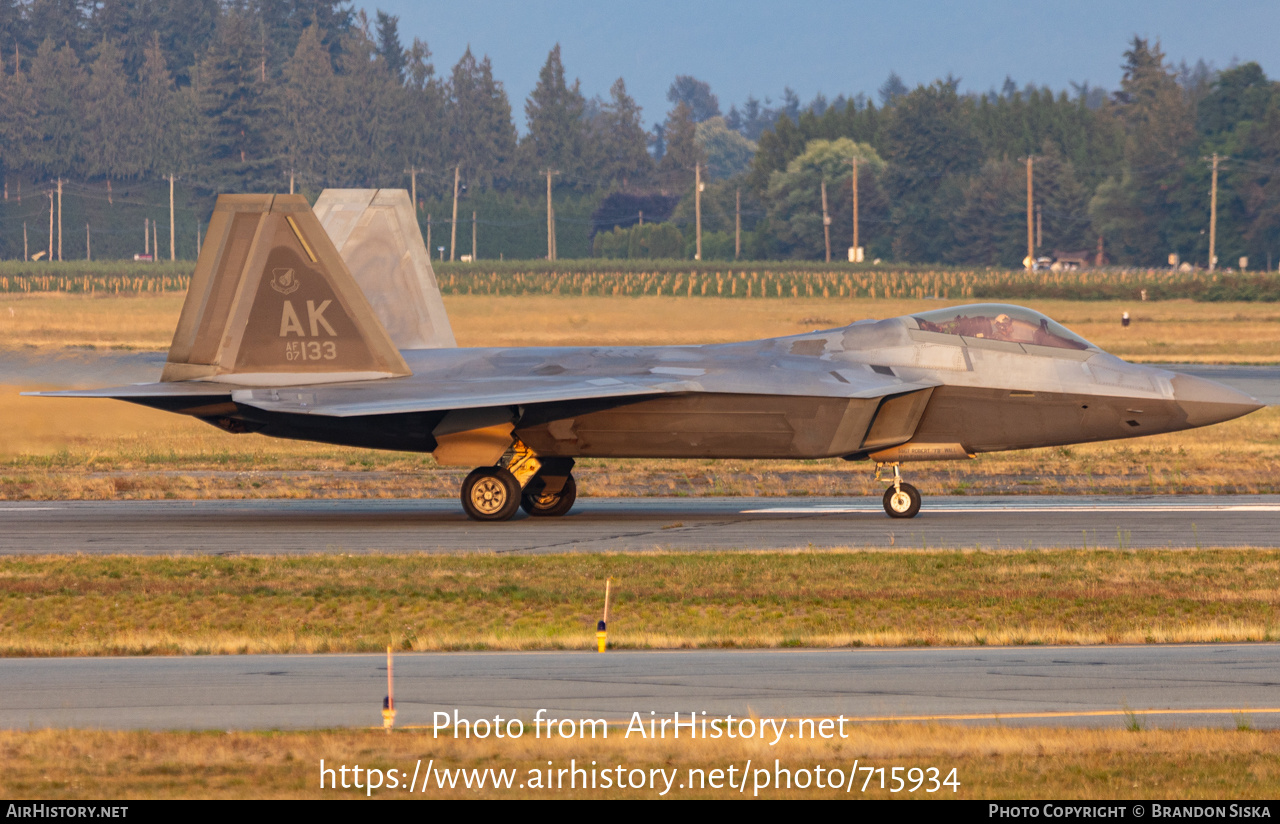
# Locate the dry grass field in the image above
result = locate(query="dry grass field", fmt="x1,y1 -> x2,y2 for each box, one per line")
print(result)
1,550 -> 1276,656
2,726 -> 1275,799
3,292 -> 1280,357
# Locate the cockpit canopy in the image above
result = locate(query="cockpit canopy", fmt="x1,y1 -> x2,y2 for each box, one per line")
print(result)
909,304 -> 1095,351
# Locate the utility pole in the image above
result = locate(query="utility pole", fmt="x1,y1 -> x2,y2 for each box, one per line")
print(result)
144,217 -> 149,256
47,190 -> 53,260
694,163 -> 702,261
1036,205 -> 1042,250
735,188 -> 741,260
168,174 -> 176,261
449,165 -> 460,262
289,169 -> 294,195
545,169 -> 558,261
820,179 -> 831,262
849,157 -> 860,259
409,166 -> 416,209
56,178 -> 62,261
153,220 -> 158,263
1208,153 -> 1220,272
638,210 -> 643,226
23,222 -> 28,261
86,223 -> 90,261
471,210 -> 477,261
1025,157 -> 1034,269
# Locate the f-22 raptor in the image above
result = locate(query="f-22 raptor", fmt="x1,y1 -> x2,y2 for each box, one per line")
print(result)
31,191 -> 1263,521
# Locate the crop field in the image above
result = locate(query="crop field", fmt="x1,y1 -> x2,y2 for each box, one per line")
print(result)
2,726 -> 1276,799
2,259 -> 1280,301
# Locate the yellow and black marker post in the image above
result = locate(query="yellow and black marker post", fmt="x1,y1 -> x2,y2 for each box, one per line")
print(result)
382,645 -> 396,731
597,578 -> 611,652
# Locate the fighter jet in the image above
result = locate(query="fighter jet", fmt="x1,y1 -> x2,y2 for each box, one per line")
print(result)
29,192 -> 1263,521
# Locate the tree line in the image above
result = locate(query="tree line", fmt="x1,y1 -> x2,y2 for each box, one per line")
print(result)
1,2 -> 1278,267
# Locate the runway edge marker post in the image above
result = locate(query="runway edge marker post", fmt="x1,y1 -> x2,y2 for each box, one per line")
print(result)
382,645 -> 396,731
597,578 -> 611,653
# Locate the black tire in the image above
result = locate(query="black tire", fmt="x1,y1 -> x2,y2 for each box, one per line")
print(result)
521,474 -> 577,517
882,482 -> 922,519
461,467 -> 521,521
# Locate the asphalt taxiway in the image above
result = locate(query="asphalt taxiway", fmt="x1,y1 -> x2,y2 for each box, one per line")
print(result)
1,495 -> 1278,553
3,645 -> 1277,731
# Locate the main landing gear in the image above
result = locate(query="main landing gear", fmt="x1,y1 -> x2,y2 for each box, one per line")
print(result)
460,441 -> 576,521
877,462 -> 921,519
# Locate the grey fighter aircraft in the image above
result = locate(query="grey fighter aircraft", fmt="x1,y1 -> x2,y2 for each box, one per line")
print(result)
30,191 -> 1263,521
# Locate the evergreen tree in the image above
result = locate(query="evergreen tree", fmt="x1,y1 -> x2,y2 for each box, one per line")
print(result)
91,0 -> 219,84
333,25 -> 401,185
878,71 -> 907,107
659,101 -> 701,188
445,47 -> 516,189
667,75 -> 719,123
1033,140 -> 1093,252
950,159 -> 1025,266
881,81 -> 981,261
24,0 -> 92,59
521,44 -> 587,186
83,37 -> 137,180
592,77 -> 652,190
199,11 -> 281,189
29,37 -> 86,178
0,0 -> 29,59
282,24 -> 336,186
375,10 -> 405,82
400,37 -> 445,196
0,43 -> 37,177
1089,37 -> 1195,263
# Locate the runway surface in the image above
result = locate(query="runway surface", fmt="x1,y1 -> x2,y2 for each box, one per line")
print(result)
4,645 -> 1277,731
2,495 -> 1279,553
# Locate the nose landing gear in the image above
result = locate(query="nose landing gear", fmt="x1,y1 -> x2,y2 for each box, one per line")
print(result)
877,462 -> 921,519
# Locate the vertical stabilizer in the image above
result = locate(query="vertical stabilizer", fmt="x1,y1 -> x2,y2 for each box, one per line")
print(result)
313,188 -> 456,350
162,194 -> 410,384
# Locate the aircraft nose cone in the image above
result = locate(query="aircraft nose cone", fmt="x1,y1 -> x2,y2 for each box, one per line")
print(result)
1170,374 -> 1265,427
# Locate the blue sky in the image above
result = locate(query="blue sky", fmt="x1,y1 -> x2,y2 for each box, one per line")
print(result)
358,1 -> 1279,130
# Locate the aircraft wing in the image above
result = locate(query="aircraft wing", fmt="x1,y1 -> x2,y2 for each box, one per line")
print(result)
27,354 -> 938,417
228,360 -> 937,417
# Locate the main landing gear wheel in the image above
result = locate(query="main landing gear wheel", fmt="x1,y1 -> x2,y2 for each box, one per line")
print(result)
882,483 -> 921,519
521,474 -> 577,517
461,466 -> 521,521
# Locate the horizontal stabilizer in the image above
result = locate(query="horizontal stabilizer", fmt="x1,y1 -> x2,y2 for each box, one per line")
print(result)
24,383 -> 231,400
232,375 -> 677,417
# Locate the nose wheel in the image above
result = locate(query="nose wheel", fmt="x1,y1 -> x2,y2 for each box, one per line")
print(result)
877,463 -> 922,519
882,483 -> 921,518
